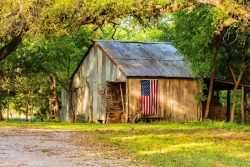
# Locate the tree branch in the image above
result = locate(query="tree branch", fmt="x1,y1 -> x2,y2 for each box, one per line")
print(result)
0,33 -> 22,61
229,63 -> 237,83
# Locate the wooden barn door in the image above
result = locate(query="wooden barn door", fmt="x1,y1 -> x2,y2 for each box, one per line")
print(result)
106,82 -> 126,123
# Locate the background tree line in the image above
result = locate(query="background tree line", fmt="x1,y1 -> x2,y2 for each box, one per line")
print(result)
0,0 -> 249,123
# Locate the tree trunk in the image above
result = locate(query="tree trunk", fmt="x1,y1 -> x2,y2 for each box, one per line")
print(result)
50,76 -> 60,120
197,78 -> 204,121
38,97 -> 44,122
0,33 -> 22,62
226,90 -> 231,122
230,54 -> 246,123
230,70 -> 244,123
68,79 -> 75,123
7,102 -> 10,121
204,46 -> 219,119
54,94 -> 59,120
226,58 -> 231,122
29,103 -> 33,122
241,86 -> 246,124
25,104 -> 29,122
0,107 -> 4,121
49,100 -> 53,119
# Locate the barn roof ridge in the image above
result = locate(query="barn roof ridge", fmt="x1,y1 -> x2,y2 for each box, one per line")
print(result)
94,39 -> 173,44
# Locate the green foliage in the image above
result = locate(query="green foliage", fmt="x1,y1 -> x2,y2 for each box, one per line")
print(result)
0,25 -> 93,119
220,90 -> 250,124
0,44 -> 50,116
94,15 -> 174,42
0,0 -> 165,44
35,25 -> 93,90
173,4 -> 219,78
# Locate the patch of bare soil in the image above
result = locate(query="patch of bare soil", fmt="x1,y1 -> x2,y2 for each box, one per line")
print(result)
0,127 -> 136,167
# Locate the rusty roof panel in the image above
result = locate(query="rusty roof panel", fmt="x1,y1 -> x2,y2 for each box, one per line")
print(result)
96,40 -> 192,78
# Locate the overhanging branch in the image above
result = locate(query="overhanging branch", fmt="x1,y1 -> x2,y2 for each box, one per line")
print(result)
0,33 -> 22,62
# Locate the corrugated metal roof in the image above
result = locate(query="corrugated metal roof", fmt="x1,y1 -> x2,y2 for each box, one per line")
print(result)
96,40 -> 192,78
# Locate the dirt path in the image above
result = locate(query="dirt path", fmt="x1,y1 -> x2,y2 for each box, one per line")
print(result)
0,127 -> 135,167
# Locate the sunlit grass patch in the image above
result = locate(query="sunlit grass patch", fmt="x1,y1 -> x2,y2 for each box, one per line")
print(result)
95,125 -> 250,167
0,120 -> 249,166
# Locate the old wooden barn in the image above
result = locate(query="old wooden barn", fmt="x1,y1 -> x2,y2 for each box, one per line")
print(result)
60,40 -> 248,123
60,40 -> 201,123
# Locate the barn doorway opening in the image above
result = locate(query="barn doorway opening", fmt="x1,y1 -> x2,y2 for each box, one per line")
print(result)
106,82 -> 126,123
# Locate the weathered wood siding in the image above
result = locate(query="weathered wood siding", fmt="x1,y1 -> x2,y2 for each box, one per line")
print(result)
127,78 -> 200,122
69,46 -> 126,122
60,88 -> 71,122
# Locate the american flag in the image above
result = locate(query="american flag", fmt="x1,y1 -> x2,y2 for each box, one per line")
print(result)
140,80 -> 158,115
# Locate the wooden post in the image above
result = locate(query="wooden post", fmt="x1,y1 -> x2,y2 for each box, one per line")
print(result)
120,83 -> 125,114
241,86 -> 246,124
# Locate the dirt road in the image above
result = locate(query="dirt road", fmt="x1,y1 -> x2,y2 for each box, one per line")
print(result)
0,127 -> 135,167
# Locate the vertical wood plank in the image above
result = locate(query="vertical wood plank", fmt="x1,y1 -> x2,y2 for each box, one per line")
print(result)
81,58 -> 87,87
93,46 -> 98,83
112,64 -> 117,81
127,79 -> 141,120
125,79 -> 129,122
97,48 -> 103,84
93,83 -> 98,120
159,79 -> 165,118
96,47 -> 103,121
87,51 -> 94,85
101,52 -> 107,121
110,62 -> 114,81
106,57 -> 111,81
102,52 -> 106,86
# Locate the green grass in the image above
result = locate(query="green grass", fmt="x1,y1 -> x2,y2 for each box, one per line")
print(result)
1,120 -> 249,167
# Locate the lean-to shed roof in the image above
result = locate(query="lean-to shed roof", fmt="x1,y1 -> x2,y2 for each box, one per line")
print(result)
96,40 -> 192,78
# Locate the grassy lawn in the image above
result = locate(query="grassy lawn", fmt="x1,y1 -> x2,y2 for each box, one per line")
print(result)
1,120 -> 249,167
